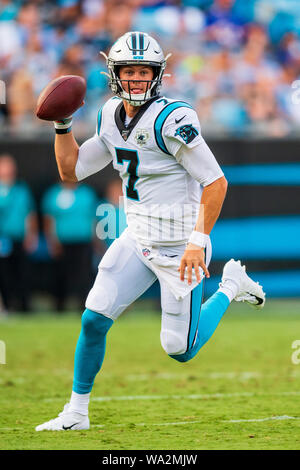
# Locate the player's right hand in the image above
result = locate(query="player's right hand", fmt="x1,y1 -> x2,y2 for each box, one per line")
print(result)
178,244 -> 210,285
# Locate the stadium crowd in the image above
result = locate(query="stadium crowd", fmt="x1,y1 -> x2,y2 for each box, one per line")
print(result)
0,0 -> 300,137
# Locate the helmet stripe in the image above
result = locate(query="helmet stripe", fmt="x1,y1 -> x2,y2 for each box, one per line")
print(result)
131,32 -> 137,55
139,33 -> 144,56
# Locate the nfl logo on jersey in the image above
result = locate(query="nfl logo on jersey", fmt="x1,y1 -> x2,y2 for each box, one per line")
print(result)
121,130 -> 130,141
142,248 -> 151,257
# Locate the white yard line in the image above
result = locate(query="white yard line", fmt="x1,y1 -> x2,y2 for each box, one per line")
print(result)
92,391 -> 300,401
2,370 -> 300,385
91,415 -> 300,427
125,372 -> 264,381
125,370 -> 300,381
1,390 -> 299,404
91,392 -> 254,402
1,415 -> 299,432
92,420 -> 203,429
225,415 -> 300,423
42,392 -> 254,402
42,390 -> 300,403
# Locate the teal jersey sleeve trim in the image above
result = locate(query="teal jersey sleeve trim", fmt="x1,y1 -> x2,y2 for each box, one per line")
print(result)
97,105 -> 104,136
154,101 -> 193,155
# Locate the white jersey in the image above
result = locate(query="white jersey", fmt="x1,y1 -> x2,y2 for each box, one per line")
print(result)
76,95 -> 224,246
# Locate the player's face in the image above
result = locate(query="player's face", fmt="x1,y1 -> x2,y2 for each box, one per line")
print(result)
119,65 -> 154,95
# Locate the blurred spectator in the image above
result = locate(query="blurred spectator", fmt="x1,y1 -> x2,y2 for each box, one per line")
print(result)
104,1 -> 135,41
0,0 -> 300,136
41,181 -> 99,311
0,0 -> 19,22
278,33 -> 296,65
0,154 -> 38,312
24,31 -> 56,96
205,0 -> 245,50
7,67 -> 36,131
54,43 -> 85,78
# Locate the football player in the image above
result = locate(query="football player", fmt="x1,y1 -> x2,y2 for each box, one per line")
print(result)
36,32 -> 265,431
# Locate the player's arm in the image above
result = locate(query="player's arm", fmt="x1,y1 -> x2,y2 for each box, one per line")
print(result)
177,142 -> 227,284
180,174 -> 227,284
197,176 -> 227,236
162,108 -> 226,284
54,128 -> 79,182
53,118 -> 112,183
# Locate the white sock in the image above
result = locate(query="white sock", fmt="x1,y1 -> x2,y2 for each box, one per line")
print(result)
218,279 -> 240,303
69,391 -> 90,416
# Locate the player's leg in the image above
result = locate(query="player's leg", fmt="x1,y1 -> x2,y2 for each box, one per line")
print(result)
160,279 -> 228,360
72,245 -> 156,393
160,259 -> 265,363
163,283 -> 231,363
36,231 -> 157,431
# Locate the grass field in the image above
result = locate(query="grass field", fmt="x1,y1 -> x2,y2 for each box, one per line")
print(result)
1,299 -> 300,450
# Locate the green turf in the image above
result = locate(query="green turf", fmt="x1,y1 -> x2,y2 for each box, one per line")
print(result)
0,299 -> 300,450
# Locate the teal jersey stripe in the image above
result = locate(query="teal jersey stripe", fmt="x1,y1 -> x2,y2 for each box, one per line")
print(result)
187,281 -> 204,351
97,105 -> 104,135
154,101 -> 193,154
222,163 -> 300,186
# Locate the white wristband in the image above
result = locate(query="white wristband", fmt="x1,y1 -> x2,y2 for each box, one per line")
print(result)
188,231 -> 210,248
53,117 -> 73,130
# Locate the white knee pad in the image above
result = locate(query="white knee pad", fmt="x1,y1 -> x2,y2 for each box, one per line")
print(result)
85,273 -> 118,319
160,329 -> 187,356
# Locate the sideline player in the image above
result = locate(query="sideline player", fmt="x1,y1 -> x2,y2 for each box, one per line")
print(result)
36,32 -> 265,431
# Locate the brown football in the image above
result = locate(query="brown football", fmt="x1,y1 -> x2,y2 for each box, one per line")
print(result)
36,75 -> 86,121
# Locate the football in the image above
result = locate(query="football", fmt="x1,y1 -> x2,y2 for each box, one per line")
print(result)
36,75 -> 86,121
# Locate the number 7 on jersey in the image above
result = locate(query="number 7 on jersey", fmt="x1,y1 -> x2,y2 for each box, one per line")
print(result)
115,148 -> 140,201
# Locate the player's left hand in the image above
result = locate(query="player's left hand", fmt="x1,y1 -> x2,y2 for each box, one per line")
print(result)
178,243 -> 210,285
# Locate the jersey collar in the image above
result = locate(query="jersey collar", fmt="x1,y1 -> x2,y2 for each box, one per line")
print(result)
114,96 -> 159,141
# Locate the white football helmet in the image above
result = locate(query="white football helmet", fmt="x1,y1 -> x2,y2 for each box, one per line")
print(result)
100,32 -> 170,106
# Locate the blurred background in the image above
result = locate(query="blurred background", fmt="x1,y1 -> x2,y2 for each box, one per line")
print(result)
0,0 -> 299,313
